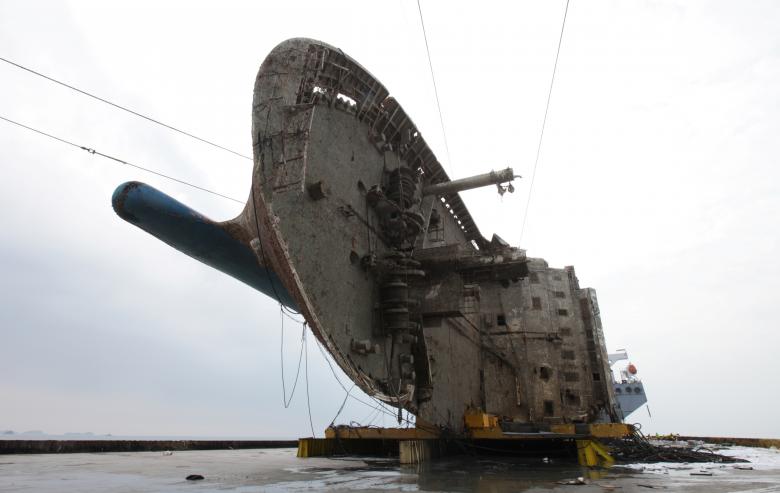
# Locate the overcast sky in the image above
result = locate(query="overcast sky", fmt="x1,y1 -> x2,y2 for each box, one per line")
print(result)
1,0 -> 778,439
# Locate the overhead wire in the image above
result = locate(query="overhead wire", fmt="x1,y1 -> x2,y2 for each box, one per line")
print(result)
329,383 -> 356,427
0,55 -> 252,161
416,0 -> 453,169
303,329 -> 317,438
518,0 -> 571,244
363,403 -> 384,427
0,114 -> 243,204
280,309 -> 306,408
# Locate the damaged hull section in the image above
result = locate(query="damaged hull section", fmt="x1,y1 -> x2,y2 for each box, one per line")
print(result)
113,38 -> 622,434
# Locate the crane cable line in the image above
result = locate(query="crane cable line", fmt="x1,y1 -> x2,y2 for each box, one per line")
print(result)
518,0 -> 571,245
280,310 -> 306,408
0,114 -> 243,204
303,329 -> 317,438
0,55 -> 253,161
416,0 -> 453,170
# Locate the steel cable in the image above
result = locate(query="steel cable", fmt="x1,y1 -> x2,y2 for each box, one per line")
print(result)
0,55 -> 252,161
0,114 -> 242,203
519,0 -> 571,244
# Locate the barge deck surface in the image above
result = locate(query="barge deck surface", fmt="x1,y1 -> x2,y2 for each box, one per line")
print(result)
1,446 -> 779,492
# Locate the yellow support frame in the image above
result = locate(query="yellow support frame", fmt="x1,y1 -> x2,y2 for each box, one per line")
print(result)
576,439 -> 615,467
297,438 -> 334,458
300,420 -> 631,463
589,423 -> 632,438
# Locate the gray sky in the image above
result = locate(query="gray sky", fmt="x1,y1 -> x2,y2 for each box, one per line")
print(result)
1,0 -> 778,439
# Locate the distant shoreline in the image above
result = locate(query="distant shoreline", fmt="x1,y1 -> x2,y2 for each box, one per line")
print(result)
0,439 -> 298,454
0,433 -> 296,441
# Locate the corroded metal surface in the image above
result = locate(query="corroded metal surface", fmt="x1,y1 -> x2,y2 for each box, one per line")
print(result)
113,38 -> 621,434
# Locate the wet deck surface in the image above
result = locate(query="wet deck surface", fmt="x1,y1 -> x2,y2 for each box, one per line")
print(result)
1,446 -> 778,492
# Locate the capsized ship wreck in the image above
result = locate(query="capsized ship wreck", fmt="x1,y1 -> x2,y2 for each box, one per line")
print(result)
113,38 -> 623,434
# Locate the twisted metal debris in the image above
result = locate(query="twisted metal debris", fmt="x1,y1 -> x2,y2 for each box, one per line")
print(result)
611,429 -> 747,464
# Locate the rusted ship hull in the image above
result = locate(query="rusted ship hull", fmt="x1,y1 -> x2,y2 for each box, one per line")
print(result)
113,38 -> 620,433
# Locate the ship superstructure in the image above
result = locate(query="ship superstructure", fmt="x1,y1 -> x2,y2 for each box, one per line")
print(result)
609,349 -> 648,419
